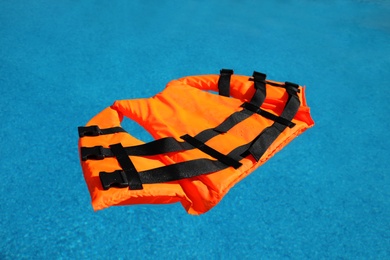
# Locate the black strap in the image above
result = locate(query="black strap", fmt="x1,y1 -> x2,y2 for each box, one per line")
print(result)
218,69 -> 234,97
249,71 -> 267,106
241,102 -> 295,128
216,71 -> 267,133
100,139 -> 252,189
244,82 -> 301,161
99,112 -> 294,189
181,134 -> 242,169
96,134 -> 242,190
107,143 -> 143,190
78,125 -> 126,137
100,134 -> 262,189
100,159 -> 227,189
195,71 -> 267,140
81,137 -> 193,161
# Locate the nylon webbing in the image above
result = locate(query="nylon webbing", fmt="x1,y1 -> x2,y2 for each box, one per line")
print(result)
241,102 -> 295,128
245,82 -> 301,161
249,71 -> 267,107
100,140 -> 250,189
108,143 -> 143,190
181,134 -> 242,169
81,137 -> 193,161
194,110 -> 253,141
100,159 -> 227,188
194,71 -> 267,140
218,69 -> 234,97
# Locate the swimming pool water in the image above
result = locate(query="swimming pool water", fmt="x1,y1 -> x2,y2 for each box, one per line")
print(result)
1,0 -> 389,259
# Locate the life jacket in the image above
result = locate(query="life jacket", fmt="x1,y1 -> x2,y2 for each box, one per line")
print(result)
78,69 -> 314,215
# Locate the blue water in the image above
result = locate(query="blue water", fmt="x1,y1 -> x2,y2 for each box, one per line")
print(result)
1,0 -> 389,259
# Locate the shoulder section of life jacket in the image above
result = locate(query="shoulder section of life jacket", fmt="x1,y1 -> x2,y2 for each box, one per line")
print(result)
78,69 -> 314,215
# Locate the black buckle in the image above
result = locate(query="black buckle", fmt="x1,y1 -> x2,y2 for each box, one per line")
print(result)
220,69 -> 234,75
99,170 -> 129,190
285,82 -> 300,93
80,146 -> 105,161
78,125 -> 102,137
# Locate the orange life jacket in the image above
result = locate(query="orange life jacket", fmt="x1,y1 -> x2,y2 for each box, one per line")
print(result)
78,69 -> 314,215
